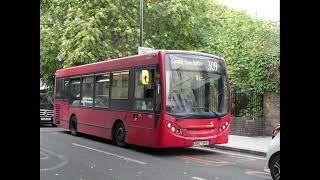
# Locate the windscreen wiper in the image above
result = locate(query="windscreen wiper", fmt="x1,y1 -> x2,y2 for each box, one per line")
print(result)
175,114 -> 198,120
192,107 -> 221,119
166,112 -> 197,120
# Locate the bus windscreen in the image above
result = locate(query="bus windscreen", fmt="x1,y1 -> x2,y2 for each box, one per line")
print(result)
165,54 -> 229,119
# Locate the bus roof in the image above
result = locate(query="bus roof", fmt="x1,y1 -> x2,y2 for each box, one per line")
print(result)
55,50 -> 225,78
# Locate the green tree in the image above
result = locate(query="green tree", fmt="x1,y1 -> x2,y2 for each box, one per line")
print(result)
40,0 -> 279,94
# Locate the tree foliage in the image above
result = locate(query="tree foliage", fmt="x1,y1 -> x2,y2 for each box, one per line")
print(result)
40,0 -> 279,94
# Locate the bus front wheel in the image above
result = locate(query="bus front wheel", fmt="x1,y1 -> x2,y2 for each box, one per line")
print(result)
70,116 -> 78,136
113,122 -> 126,147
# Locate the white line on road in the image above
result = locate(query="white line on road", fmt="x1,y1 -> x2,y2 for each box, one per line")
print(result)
72,143 -> 147,165
40,151 -> 49,159
40,147 -> 69,171
191,147 -> 265,160
191,176 -> 207,180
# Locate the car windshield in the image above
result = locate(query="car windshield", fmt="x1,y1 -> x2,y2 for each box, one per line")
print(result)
165,54 -> 229,119
40,94 -> 53,109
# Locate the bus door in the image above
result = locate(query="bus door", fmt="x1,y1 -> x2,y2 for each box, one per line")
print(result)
129,67 -> 158,146
54,77 -> 69,127
61,78 -> 70,124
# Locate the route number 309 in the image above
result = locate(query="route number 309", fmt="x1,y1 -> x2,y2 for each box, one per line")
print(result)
208,61 -> 218,71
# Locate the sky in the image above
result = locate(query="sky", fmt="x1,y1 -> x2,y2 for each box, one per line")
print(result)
216,0 -> 280,22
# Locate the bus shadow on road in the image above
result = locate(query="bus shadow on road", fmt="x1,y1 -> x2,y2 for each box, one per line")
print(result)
59,131 -> 216,157
60,131 -> 115,144
127,146 -> 216,157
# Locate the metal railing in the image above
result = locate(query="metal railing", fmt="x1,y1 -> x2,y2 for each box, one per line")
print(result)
231,89 -> 263,118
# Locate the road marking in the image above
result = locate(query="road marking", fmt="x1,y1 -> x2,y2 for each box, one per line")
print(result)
40,147 -> 69,171
40,151 -> 49,159
191,176 -> 207,180
72,143 -> 147,165
192,147 -> 265,160
178,156 -> 210,166
177,155 -> 232,166
245,170 -> 272,179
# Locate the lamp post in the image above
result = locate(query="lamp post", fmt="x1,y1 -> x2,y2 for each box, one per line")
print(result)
140,0 -> 144,47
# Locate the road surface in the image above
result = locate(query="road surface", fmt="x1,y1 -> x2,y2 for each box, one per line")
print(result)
40,126 -> 271,180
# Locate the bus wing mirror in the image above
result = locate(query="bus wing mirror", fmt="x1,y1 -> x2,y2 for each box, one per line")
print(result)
141,70 -> 149,85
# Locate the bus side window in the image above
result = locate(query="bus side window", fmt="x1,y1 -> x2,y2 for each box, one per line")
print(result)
111,71 -> 129,99
64,79 -> 69,100
69,78 -> 81,106
81,76 -> 94,107
55,78 -> 63,99
94,73 -> 110,108
133,69 -> 155,111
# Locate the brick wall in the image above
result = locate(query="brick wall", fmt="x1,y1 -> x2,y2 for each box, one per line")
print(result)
263,92 -> 280,136
229,92 -> 280,137
230,117 -> 265,137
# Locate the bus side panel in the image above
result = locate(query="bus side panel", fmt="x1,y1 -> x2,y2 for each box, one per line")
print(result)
54,100 -> 68,128
125,112 -> 155,147
61,101 -> 69,129
68,108 -> 114,139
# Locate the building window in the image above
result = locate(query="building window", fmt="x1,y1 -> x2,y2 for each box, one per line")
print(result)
94,73 -> 110,108
111,71 -> 129,99
70,78 -> 81,106
81,76 -> 94,107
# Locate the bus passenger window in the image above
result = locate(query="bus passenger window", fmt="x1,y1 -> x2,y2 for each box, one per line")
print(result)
94,73 -> 110,108
55,78 -> 63,99
70,78 -> 81,106
111,71 -> 129,99
81,76 -> 94,107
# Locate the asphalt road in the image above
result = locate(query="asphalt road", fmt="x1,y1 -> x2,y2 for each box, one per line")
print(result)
40,126 -> 271,180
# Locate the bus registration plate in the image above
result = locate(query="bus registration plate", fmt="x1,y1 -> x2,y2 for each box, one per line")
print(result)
193,140 -> 209,146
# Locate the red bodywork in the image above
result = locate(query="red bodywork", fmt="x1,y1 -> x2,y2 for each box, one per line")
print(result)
54,50 -> 231,148
272,125 -> 280,139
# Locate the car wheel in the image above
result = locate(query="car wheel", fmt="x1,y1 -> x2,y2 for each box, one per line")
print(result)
70,116 -> 78,136
270,154 -> 280,180
113,122 -> 126,147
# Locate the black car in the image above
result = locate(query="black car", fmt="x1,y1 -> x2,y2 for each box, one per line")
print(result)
40,93 -> 54,126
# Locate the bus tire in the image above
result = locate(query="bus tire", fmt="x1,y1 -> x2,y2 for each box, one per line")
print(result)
113,122 -> 126,147
70,116 -> 78,136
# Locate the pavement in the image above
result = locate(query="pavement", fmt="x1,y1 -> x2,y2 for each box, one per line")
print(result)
213,135 -> 272,157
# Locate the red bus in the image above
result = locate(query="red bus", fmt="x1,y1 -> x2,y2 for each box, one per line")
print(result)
53,50 -> 231,148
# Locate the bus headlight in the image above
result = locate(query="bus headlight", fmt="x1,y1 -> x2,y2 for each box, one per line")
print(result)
166,121 -> 183,136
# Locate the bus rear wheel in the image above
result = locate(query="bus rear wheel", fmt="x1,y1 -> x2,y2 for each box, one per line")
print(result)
70,116 -> 78,136
113,122 -> 126,147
